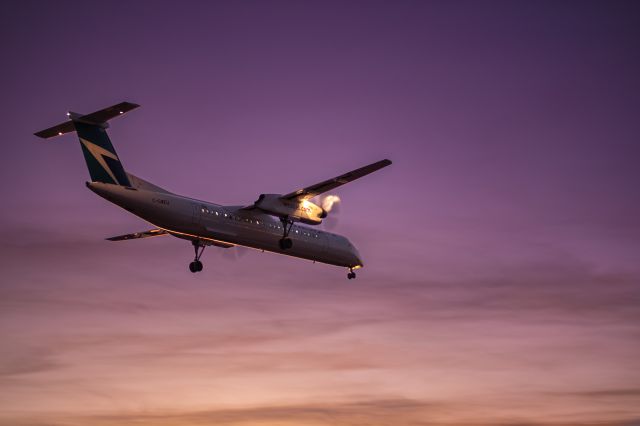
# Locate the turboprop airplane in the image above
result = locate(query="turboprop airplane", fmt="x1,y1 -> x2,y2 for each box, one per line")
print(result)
35,102 -> 391,279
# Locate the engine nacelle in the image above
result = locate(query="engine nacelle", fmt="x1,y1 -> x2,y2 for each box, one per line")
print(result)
254,194 -> 326,225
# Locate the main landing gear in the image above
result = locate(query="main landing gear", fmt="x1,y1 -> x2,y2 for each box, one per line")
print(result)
189,240 -> 206,273
278,217 -> 294,250
347,268 -> 357,280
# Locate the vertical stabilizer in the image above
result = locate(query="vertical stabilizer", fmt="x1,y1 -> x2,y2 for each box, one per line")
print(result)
74,120 -> 130,186
34,102 -> 138,186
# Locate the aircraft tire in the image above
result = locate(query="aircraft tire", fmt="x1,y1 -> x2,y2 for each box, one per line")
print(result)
279,238 -> 293,250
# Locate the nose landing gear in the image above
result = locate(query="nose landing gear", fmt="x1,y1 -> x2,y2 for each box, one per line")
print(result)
347,268 -> 356,280
189,240 -> 206,273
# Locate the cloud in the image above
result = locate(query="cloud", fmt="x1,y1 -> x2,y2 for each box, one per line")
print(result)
87,398 -> 438,425
3,398 -> 639,426
0,346 -> 61,378
555,388 -> 640,398
369,256 -> 640,325
1,226 -> 639,426
0,398 -> 458,426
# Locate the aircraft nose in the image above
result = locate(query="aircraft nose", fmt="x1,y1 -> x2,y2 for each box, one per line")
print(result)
352,247 -> 364,269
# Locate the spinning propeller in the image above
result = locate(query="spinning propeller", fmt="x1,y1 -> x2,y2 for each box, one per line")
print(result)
315,194 -> 341,230
221,245 -> 249,262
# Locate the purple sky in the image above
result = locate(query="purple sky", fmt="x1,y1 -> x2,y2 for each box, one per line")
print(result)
1,1 -> 640,425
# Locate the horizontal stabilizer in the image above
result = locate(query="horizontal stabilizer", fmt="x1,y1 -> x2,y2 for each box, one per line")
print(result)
106,229 -> 168,241
34,121 -> 77,139
34,101 -> 139,139
78,101 -> 139,125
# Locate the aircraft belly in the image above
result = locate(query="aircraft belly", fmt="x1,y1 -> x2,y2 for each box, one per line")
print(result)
200,220 -> 351,267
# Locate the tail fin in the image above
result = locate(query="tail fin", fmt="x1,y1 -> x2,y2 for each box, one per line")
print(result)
35,102 -> 138,186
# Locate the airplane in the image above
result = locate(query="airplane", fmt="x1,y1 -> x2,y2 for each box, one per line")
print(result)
35,102 -> 391,279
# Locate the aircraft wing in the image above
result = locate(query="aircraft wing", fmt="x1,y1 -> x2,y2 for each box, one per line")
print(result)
106,229 -> 168,241
280,159 -> 392,201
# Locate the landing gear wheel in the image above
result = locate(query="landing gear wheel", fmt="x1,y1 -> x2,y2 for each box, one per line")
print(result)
189,240 -> 206,273
347,269 -> 356,280
279,238 -> 293,250
278,217 -> 295,250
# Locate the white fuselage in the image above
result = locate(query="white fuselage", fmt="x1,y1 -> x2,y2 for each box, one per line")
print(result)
87,182 -> 363,269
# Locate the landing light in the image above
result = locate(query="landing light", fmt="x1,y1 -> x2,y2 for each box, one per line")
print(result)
58,132 -> 63,135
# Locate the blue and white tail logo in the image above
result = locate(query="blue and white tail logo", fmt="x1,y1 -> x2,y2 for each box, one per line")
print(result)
74,121 -> 131,186
79,138 -> 121,184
